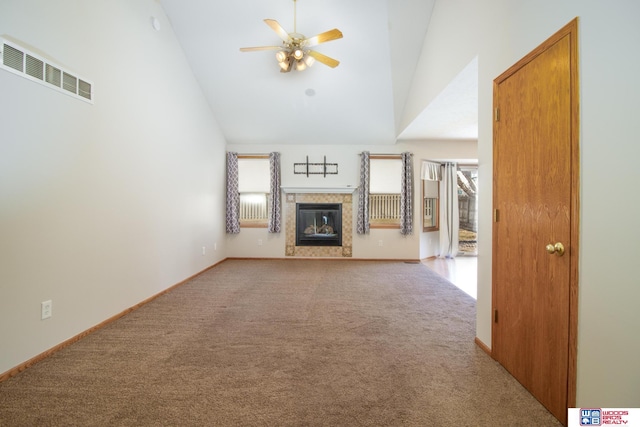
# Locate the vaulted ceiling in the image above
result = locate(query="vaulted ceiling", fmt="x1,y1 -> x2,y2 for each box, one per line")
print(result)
159,0 -> 477,146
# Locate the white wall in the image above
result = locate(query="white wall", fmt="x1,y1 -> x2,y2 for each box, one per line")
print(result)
406,0 -> 640,407
225,141 -> 477,260
0,1 -> 227,375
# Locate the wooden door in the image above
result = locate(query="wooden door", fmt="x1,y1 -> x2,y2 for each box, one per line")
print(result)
492,19 -> 579,425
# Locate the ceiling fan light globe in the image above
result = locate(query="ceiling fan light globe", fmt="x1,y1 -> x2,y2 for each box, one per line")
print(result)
293,49 -> 304,60
304,55 -> 315,67
296,60 -> 307,71
275,51 -> 288,63
279,59 -> 291,71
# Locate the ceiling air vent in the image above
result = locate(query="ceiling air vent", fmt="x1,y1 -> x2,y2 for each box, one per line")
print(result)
0,38 -> 93,103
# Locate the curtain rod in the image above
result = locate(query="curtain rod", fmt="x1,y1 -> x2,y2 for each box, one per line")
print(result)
358,153 -> 404,158
236,153 -> 270,158
423,160 -> 478,167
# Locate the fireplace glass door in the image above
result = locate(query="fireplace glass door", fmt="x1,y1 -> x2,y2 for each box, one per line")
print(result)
296,203 -> 342,247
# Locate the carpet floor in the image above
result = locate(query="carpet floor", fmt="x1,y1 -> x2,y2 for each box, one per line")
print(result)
0,259 -> 562,426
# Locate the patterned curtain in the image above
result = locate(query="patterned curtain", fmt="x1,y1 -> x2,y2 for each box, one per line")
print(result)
267,152 -> 281,233
400,152 -> 414,235
356,151 -> 370,234
225,152 -> 241,234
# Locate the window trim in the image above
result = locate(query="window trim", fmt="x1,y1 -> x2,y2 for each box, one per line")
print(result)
238,154 -> 270,228
422,179 -> 440,232
369,154 -> 402,229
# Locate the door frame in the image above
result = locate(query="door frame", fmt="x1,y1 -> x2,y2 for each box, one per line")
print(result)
491,17 -> 580,410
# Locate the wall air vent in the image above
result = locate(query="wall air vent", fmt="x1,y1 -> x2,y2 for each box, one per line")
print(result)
3,44 -> 24,72
1,38 -> 93,103
26,54 -> 44,80
62,72 -> 77,93
45,63 -> 61,87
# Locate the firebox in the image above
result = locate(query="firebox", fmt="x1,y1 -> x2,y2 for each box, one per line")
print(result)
296,203 -> 342,247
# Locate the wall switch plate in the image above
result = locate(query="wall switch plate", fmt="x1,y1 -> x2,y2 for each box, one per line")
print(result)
41,300 -> 52,320
202,246 -> 206,255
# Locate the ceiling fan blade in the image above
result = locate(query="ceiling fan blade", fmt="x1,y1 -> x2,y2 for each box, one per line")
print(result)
264,19 -> 291,42
240,46 -> 282,52
307,50 -> 340,68
305,29 -> 343,47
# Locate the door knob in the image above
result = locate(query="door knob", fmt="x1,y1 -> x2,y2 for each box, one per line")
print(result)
545,242 -> 565,256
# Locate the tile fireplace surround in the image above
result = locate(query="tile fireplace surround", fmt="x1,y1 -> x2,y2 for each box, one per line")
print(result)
284,189 -> 355,258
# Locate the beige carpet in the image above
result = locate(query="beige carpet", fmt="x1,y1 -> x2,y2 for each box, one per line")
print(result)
0,259 -> 562,426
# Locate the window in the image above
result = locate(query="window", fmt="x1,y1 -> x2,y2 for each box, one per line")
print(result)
420,160 -> 442,232
422,179 -> 439,231
369,156 -> 402,228
238,156 -> 270,227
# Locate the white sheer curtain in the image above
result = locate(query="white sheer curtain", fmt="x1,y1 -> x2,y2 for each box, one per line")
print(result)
439,162 -> 459,258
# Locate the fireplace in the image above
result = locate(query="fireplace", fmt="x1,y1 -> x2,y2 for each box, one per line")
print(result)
296,203 -> 342,247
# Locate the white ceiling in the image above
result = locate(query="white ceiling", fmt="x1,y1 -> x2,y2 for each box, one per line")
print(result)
159,0 -> 478,146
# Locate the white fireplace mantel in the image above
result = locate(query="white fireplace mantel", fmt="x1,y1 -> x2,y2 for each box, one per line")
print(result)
280,186 -> 358,194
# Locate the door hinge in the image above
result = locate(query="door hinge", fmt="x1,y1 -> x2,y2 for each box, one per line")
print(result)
494,209 -> 500,222
494,309 -> 498,323
495,107 -> 500,122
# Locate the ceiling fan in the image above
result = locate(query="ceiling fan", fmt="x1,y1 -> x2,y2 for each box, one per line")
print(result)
239,0 -> 343,73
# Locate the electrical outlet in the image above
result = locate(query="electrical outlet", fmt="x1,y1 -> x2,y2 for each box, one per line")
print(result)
258,239 -> 263,246
41,300 -> 52,320
378,240 -> 384,247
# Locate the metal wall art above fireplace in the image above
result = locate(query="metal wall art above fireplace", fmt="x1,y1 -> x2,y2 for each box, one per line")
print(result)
296,203 -> 342,247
